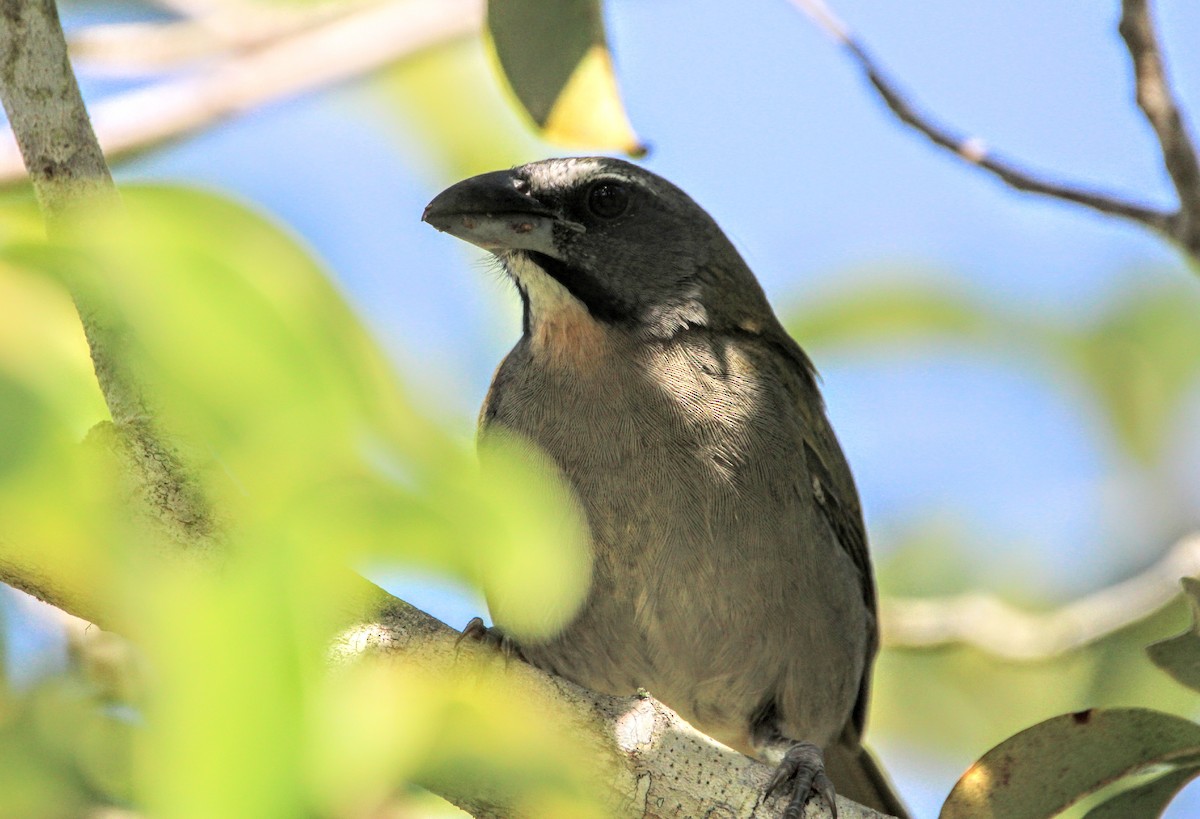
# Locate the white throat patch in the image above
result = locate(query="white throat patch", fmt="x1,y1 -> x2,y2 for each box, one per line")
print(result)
504,251 -> 586,317
503,252 -> 609,369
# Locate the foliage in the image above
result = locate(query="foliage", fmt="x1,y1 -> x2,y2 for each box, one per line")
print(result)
0,187 -> 598,817
787,278 -> 1200,816
2,0 -> 1200,816
486,0 -> 642,156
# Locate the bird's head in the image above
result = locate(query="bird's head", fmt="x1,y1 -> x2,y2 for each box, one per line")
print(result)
422,157 -> 777,339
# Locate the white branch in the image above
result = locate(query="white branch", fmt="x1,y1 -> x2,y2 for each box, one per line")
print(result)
335,598 -> 892,819
0,0 -> 482,184
882,532 -> 1200,659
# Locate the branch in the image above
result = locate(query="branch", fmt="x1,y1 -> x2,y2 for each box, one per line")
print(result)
1118,0 -> 1200,254
0,4 -> 892,815
0,537 -> 889,819
881,532 -> 1200,659
786,0 -> 1200,260
0,0 -> 114,219
0,0 -> 481,185
67,1 -> 371,75
0,0 -> 219,546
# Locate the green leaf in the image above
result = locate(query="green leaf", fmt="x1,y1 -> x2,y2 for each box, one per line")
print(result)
1081,766 -> 1199,819
379,38 -> 549,179
1148,577 -> 1200,694
787,275 -> 1200,465
940,708 -> 1200,819
486,0 -> 643,155
786,280 -> 1036,353
3,184 -> 599,815
1063,283 -> 1200,464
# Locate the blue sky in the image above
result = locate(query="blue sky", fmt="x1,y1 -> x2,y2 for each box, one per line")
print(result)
8,0 -> 1200,814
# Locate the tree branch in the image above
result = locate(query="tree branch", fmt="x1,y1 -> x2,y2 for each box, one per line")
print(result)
1118,0 -> 1200,254
345,597 -> 902,818
1,536 -> 888,819
0,0 -> 481,185
0,0 -> 114,219
882,532 -> 1200,659
786,0 -> 1200,260
0,0 -> 219,547
0,3 -> 894,814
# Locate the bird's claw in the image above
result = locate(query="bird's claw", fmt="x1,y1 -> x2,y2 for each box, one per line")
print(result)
457,616 -> 526,663
762,741 -> 837,819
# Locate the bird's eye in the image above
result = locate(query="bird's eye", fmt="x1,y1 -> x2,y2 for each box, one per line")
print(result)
586,181 -> 630,219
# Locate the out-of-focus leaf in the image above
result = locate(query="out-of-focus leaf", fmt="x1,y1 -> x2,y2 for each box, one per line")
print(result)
874,592 -> 1197,765
787,280 -> 1035,353
2,184 -> 599,815
0,259 -> 107,439
0,677 -> 131,817
940,708 -> 1200,819
1148,577 -> 1200,693
486,0 -> 643,155
1081,767 -> 1198,819
310,660 -> 608,819
380,37 -> 548,179
1063,285 -> 1200,464
786,276 -> 1200,465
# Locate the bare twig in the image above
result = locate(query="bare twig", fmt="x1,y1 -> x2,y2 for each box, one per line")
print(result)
786,0 -> 1200,260
0,0 -> 481,185
68,1 -> 368,76
0,0 -> 218,547
1118,0 -> 1200,254
0,0 -> 115,218
881,532 -> 1200,659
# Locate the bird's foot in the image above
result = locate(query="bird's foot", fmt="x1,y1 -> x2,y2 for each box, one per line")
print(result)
457,616 -> 526,663
760,741 -> 837,819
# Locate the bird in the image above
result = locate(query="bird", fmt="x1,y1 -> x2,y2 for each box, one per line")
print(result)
422,157 -> 908,819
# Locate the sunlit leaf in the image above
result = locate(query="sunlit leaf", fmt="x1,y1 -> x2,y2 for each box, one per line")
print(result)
311,660 -> 608,819
486,0 -> 643,155
380,37 -> 549,179
2,184 -> 599,815
940,708 -> 1200,819
1148,577 -> 1200,694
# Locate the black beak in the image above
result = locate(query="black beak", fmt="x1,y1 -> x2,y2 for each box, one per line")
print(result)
422,170 -> 559,254
422,170 -> 554,231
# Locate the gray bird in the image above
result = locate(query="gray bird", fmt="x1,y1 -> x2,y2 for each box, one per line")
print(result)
423,157 -> 908,819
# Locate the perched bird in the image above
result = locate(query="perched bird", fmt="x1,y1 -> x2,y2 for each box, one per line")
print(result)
423,157 -> 907,819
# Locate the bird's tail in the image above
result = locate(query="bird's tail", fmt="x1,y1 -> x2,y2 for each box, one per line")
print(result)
825,741 -> 911,819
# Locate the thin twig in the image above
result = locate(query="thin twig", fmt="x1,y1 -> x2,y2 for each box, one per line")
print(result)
786,0 -> 1198,257
881,532 -> 1200,659
68,1 -> 367,76
1118,0 -> 1200,254
0,0 -> 481,185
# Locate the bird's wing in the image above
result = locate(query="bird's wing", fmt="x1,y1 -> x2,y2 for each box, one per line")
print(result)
763,330 -> 879,741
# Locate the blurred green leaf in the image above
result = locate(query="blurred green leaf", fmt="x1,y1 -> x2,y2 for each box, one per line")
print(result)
1,185 -> 600,815
486,0 -> 643,155
1148,577 -> 1200,693
787,275 -> 1200,465
380,37 -> 549,179
940,708 -> 1200,819
1063,285 -> 1200,464
0,677 -> 131,818
789,280 -> 1029,352
875,594 -> 1196,766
